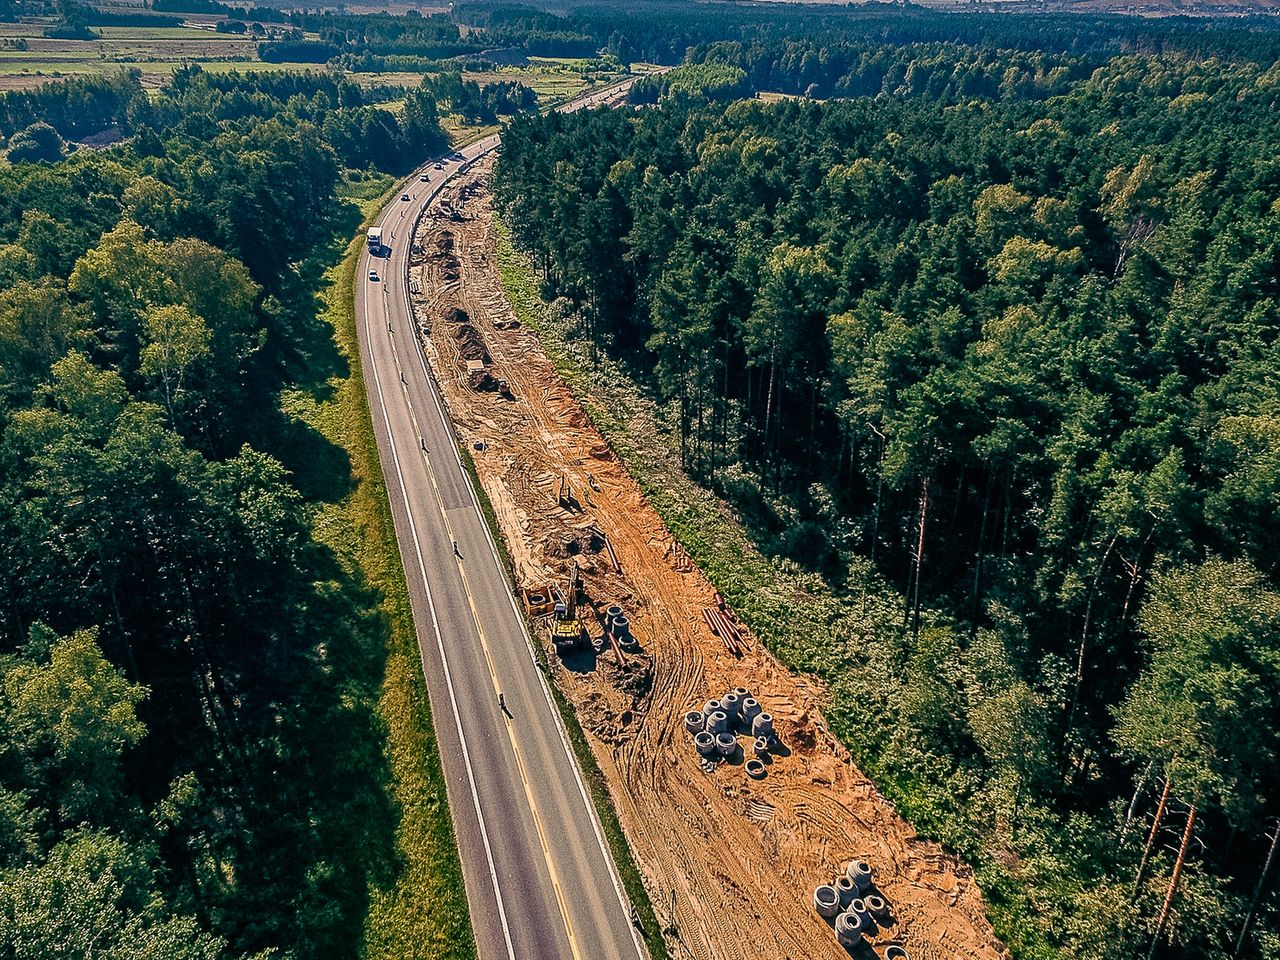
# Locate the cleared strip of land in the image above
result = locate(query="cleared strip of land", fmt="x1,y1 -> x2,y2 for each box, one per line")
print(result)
407,157 -> 1008,960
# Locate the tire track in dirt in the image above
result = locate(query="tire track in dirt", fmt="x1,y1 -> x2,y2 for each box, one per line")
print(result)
407,160 -> 1009,960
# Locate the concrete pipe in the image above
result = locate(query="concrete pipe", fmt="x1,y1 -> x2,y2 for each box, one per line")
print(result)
741,697 -> 762,722
884,948 -> 909,960
703,699 -> 720,718
720,692 -> 742,716
753,737 -> 770,758
715,732 -> 737,757
866,894 -> 889,922
835,875 -> 856,909
751,713 -> 774,738
694,731 -> 717,756
845,859 -> 873,892
813,884 -> 841,919
612,615 -> 630,638
684,711 -> 705,735
834,910 -> 863,947
744,758 -> 766,779
848,898 -> 871,927
706,710 -> 730,734
606,605 -> 623,621
732,686 -> 750,701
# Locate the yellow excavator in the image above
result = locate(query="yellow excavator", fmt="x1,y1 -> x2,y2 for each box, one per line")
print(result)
551,561 -> 586,652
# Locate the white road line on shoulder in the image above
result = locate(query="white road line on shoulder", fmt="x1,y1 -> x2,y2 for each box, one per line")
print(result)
405,164 -> 648,960
360,267 -> 518,960
386,312 -> 585,960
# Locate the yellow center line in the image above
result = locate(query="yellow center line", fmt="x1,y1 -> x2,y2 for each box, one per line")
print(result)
386,300 -> 584,960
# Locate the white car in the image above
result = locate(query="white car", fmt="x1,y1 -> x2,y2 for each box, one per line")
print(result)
401,193 -> 411,202
434,162 -> 443,170
419,174 -> 430,182
368,270 -> 379,281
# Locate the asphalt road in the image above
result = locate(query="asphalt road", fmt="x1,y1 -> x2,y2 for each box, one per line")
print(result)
354,79 -> 649,960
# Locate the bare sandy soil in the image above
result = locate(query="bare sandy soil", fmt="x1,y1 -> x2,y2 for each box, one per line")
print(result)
408,159 -> 1009,960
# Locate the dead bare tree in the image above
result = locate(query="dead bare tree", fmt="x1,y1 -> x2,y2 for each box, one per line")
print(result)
1147,804 -> 1197,960
1234,818 -> 1279,959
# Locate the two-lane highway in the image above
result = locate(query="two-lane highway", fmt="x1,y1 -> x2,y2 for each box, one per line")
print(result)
354,78 -> 648,960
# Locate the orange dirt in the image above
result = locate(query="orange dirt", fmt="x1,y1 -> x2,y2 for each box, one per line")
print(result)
408,159 -> 1009,960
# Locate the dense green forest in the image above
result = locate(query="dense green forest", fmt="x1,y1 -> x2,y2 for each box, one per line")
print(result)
494,42 -> 1280,960
302,0 -> 1280,69
3,1 -> 1280,958
0,64 -> 471,960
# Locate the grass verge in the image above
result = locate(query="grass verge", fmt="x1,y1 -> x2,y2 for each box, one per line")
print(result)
291,236 -> 475,960
453,439 -> 670,960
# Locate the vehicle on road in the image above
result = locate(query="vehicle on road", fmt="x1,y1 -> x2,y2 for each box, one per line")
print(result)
366,226 -> 382,252
354,83 -> 653,960
420,174 -> 429,181
368,269 -> 378,281
401,193 -> 411,201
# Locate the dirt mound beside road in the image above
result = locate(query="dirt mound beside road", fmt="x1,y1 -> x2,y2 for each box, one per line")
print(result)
452,325 -> 490,364
408,159 -> 1009,960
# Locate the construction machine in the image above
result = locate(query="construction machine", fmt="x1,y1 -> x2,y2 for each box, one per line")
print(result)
551,561 -> 587,652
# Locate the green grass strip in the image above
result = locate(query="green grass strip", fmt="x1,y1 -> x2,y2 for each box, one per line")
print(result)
298,236 -> 476,960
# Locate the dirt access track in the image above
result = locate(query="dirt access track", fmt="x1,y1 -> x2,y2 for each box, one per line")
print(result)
407,158 -> 1008,960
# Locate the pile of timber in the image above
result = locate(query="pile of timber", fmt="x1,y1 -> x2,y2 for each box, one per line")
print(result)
702,598 -> 749,657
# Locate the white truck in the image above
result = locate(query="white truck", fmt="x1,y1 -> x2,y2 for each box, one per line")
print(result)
366,226 -> 383,252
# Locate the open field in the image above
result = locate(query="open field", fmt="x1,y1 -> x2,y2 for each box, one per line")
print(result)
0,25 -> 620,96
0,57 -> 325,90
440,116 -> 498,144
0,17 -> 330,89
1,37 -> 258,57
462,68 -> 589,101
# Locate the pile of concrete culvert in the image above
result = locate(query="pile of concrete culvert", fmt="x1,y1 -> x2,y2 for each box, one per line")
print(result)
684,687 -> 775,778
813,859 -> 906,957
602,605 -> 640,652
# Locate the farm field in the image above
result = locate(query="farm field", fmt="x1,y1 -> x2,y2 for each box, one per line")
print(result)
0,24 -> 618,101
0,57 -> 325,90
350,64 -> 599,103
462,68 -> 587,101
0,18 -> 324,89
359,60 -> 622,144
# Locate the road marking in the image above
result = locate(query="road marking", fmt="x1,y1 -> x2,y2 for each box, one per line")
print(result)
385,279 -> 585,960
358,75 -> 652,960
452,541 -> 585,960
360,257 -> 518,960
405,111 -> 650,960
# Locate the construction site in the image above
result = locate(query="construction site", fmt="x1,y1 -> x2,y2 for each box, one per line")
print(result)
407,158 -> 1010,960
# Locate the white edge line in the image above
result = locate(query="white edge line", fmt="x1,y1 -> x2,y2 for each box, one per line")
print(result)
397,107 -> 650,960
360,254 -> 519,960
414,323 -> 648,960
